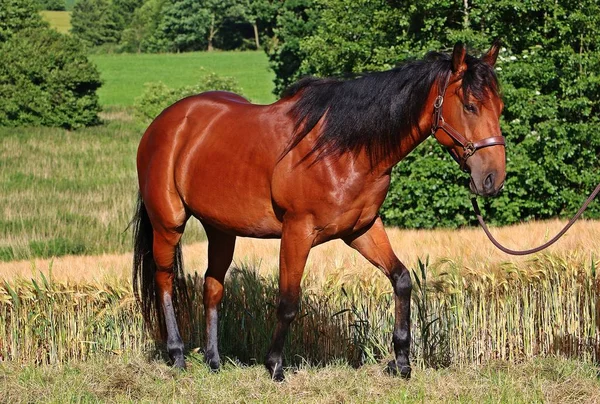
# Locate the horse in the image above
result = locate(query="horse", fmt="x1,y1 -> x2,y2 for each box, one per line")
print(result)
132,41 -> 505,381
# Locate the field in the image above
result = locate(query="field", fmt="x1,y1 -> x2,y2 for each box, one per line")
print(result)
1,357 -> 599,403
90,51 -> 276,106
2,49 -> 600,401
40,11 -> 71,34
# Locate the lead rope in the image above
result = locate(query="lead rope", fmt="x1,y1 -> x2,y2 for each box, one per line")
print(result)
471,181 -> 600,255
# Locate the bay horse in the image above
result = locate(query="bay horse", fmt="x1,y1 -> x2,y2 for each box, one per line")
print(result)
132,42 -> 505,381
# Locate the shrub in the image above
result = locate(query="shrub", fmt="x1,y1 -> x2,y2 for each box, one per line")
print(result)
0,27 -> 102,128
134,72 -> 244,121
0,0 -> 47,42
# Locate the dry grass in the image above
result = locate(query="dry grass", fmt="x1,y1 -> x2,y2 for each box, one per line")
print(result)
2,218 -> 598,284
1,355 -> 599,403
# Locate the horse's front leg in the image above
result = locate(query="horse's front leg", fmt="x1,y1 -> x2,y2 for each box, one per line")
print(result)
265,218 -> 315,381
343,217 -> 412,378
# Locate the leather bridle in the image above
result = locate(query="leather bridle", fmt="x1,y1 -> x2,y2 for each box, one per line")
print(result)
431,72 -> 505,172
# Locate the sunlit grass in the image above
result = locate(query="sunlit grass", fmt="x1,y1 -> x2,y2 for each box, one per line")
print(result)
40,11 -> 71,34
90,51 -> 276,106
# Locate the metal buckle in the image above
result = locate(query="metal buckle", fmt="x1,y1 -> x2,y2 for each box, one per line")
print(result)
464,142 -> 476,158
433,95 -> 444,109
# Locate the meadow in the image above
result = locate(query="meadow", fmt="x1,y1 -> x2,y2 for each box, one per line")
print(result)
90,51 -> 276,106
40,11 -> 71,34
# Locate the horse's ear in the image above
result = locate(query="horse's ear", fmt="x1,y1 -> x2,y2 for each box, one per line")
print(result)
482,39 -> 501,67
452,42 -> 467,74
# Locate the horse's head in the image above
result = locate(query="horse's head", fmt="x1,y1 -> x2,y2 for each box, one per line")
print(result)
432,41 -> 505,197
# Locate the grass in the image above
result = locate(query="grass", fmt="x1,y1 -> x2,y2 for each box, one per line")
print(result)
0,355 -> 598,403
40,11 -> 71,34
90,51 -> 276,106
0,110 -> 205,262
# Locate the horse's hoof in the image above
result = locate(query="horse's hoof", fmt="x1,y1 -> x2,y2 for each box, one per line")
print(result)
387,360 -> 411,379
172,356 -> 186,370
206,358 -> 220,372
270,367 -> 285,382
265,360 -> 285,382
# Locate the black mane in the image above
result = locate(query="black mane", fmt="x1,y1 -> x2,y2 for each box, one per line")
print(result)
282,51 -> 499,164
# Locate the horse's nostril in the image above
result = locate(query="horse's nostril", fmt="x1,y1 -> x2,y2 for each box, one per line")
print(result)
484,173 -> 494,192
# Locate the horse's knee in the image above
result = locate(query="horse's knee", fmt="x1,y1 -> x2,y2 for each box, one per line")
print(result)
277,299 -> 298,323
203,276 -> 224,307
391,268 -> 412,297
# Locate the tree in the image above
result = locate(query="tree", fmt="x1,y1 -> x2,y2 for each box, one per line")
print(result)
38,0 -> 65,10
267,0 -> 319,95
0,0 -> 47,43
245,0 -> 278,49
201,0 -> 247,51
120,0 -> 166,53
70,0 -> 121,47
153,0 -> 210,52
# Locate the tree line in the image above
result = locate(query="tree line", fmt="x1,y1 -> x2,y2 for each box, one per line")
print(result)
68,0 -> 279,53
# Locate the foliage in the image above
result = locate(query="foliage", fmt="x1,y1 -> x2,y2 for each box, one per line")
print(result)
271,0 -> 600,227
134,71 -> 244,120
0,27 -> 102,128
266,0 -> 318,95
70,0 -> 121,47
37,0 -> 65,10
0,0 -> 47,42
119,0 -> 165,53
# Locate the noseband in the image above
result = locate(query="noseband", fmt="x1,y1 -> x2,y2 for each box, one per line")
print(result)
431,73 -> 505,172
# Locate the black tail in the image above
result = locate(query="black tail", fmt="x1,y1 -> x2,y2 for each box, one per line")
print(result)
132,193 -> 188,341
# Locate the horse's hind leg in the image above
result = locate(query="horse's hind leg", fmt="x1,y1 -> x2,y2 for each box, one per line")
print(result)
144,189 -> 188,368
202,223 -> 236,371
343,217 -> 412,379
153,225 -> 187,369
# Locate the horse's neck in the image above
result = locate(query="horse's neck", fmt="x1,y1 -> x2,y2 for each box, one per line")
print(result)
372,101 -> 436,176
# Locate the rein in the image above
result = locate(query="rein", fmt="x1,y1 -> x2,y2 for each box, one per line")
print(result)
471,182 -> 600,255
431,73 -> 505,172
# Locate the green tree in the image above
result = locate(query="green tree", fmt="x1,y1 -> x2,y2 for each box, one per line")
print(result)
267,0 -> 319,95
201,0 -> 247,51
154,0 -> 210,52
0,0 -> 47,43
38,0 -> 65,10
120,0 -> 166,53
70,0 -> 121,47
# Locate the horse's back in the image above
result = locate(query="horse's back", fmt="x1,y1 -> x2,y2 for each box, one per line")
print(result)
137,91 -> 295,237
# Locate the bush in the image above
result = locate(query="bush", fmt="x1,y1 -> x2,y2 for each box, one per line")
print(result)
0,27 -> 102,128
0,0 -> 47,42
134,72 -> 244,120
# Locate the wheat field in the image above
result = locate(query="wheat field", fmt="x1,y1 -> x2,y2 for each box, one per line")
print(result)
2,218 -> 598,284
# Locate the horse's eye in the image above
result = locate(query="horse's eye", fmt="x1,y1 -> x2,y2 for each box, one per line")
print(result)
464,103 -> 477,114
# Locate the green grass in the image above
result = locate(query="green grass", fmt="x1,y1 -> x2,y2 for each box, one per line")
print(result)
1,355 -> 598,403
40,11 -> 71,34
90,51 -> 276,106
0,111 -> 205,262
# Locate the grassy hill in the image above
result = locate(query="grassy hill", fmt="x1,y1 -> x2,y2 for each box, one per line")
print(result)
90,51 -> 276,106
40,11 -> 71,34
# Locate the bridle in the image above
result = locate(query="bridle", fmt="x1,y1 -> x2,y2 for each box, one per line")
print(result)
429,74 -> 600,256
431,72 -> 506,172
